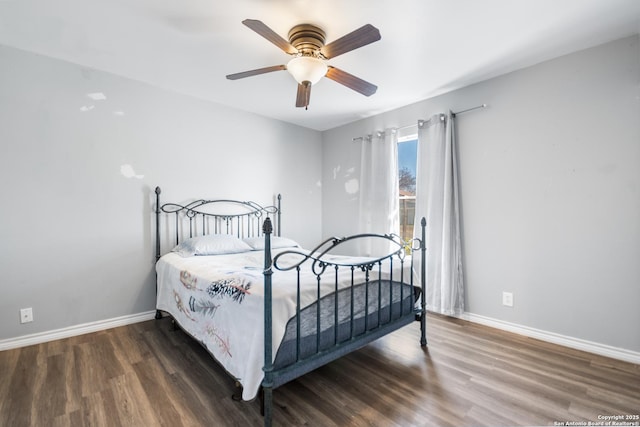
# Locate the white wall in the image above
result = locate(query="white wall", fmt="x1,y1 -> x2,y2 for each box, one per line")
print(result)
0,45 -> 322,341
321,36 -> 640,353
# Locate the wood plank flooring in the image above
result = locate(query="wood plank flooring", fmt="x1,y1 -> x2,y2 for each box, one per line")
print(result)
1,313 -> 638,426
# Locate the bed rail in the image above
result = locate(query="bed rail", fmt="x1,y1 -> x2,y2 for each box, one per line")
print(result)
261,217 -> 427,427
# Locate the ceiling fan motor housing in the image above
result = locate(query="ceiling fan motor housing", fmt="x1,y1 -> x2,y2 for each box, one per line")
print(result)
288,24 -> 326,55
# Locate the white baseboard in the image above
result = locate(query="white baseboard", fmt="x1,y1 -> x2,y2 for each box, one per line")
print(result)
461,312 -> 640,365
0,310 -> 157,351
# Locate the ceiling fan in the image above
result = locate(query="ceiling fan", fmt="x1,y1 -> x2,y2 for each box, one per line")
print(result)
226,19 -> 381,109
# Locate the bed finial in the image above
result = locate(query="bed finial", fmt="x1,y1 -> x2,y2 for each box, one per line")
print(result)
155,186 -> 161,195
263,217 -> 273,235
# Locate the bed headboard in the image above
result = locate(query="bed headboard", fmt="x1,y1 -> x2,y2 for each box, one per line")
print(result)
154,186 -> 281,260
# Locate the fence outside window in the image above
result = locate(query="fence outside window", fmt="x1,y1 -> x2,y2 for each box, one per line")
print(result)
399,192 -> 415,242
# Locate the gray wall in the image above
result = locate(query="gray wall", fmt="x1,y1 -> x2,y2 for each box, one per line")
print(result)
321,36 -> 640,352
0,45 -> 322,341
2,35 -> 638,354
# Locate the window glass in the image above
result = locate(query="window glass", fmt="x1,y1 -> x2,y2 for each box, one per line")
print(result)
398,136 -> 417,242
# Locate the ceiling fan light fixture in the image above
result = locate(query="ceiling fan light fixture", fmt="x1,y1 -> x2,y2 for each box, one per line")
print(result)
286,56 -> 328,85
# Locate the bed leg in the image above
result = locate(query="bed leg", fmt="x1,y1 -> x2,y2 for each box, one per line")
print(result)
420,313 -> 427,347
232,381 -> 243,402
259,387 -> 265,416
155,310 -> 162,320
263,386 -> 273,427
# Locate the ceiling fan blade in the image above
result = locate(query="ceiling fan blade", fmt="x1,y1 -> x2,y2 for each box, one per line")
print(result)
226,65 -> 286,80
296,82 -> 312,109
320,24 -> 381,59
242,19 -> 298,55
326,66 -> 377,96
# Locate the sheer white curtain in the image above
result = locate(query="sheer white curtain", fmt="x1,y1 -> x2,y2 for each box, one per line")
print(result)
358,129 -> 399,255
414,112 -> 464,316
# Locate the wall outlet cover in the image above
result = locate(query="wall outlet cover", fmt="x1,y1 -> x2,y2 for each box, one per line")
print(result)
502,292 -> 514,307
20,308 -> 33,323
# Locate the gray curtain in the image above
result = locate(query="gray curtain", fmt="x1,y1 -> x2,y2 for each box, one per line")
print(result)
358,129 -> 400,256
414,112 -> 464,316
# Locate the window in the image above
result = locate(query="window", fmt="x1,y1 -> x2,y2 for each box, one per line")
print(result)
398,131 -> 417,242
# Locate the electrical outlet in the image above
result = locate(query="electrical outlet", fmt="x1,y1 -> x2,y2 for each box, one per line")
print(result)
20,308 -> 33,324
502,292 -> 514,307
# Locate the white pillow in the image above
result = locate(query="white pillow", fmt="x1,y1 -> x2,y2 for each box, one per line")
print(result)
242,236 -> 300,251
172,234 -> 252,257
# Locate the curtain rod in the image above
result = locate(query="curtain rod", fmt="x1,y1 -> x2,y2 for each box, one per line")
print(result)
452,103 -> 487,116
352,134 -> 372,142
417,103 -> 487,128
352,103 -> 487,141
395,103 -> 488,132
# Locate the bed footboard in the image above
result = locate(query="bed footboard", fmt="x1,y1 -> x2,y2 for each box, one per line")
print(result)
261,217 -> 427,427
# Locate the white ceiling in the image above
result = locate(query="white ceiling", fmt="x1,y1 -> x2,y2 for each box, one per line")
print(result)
1,0 -> 639,131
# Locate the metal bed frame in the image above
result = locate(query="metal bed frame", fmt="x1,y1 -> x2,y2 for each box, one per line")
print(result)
154,187 -> 427,427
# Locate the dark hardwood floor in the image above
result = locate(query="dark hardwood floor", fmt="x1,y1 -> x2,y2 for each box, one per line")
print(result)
1,313 -> 638,426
